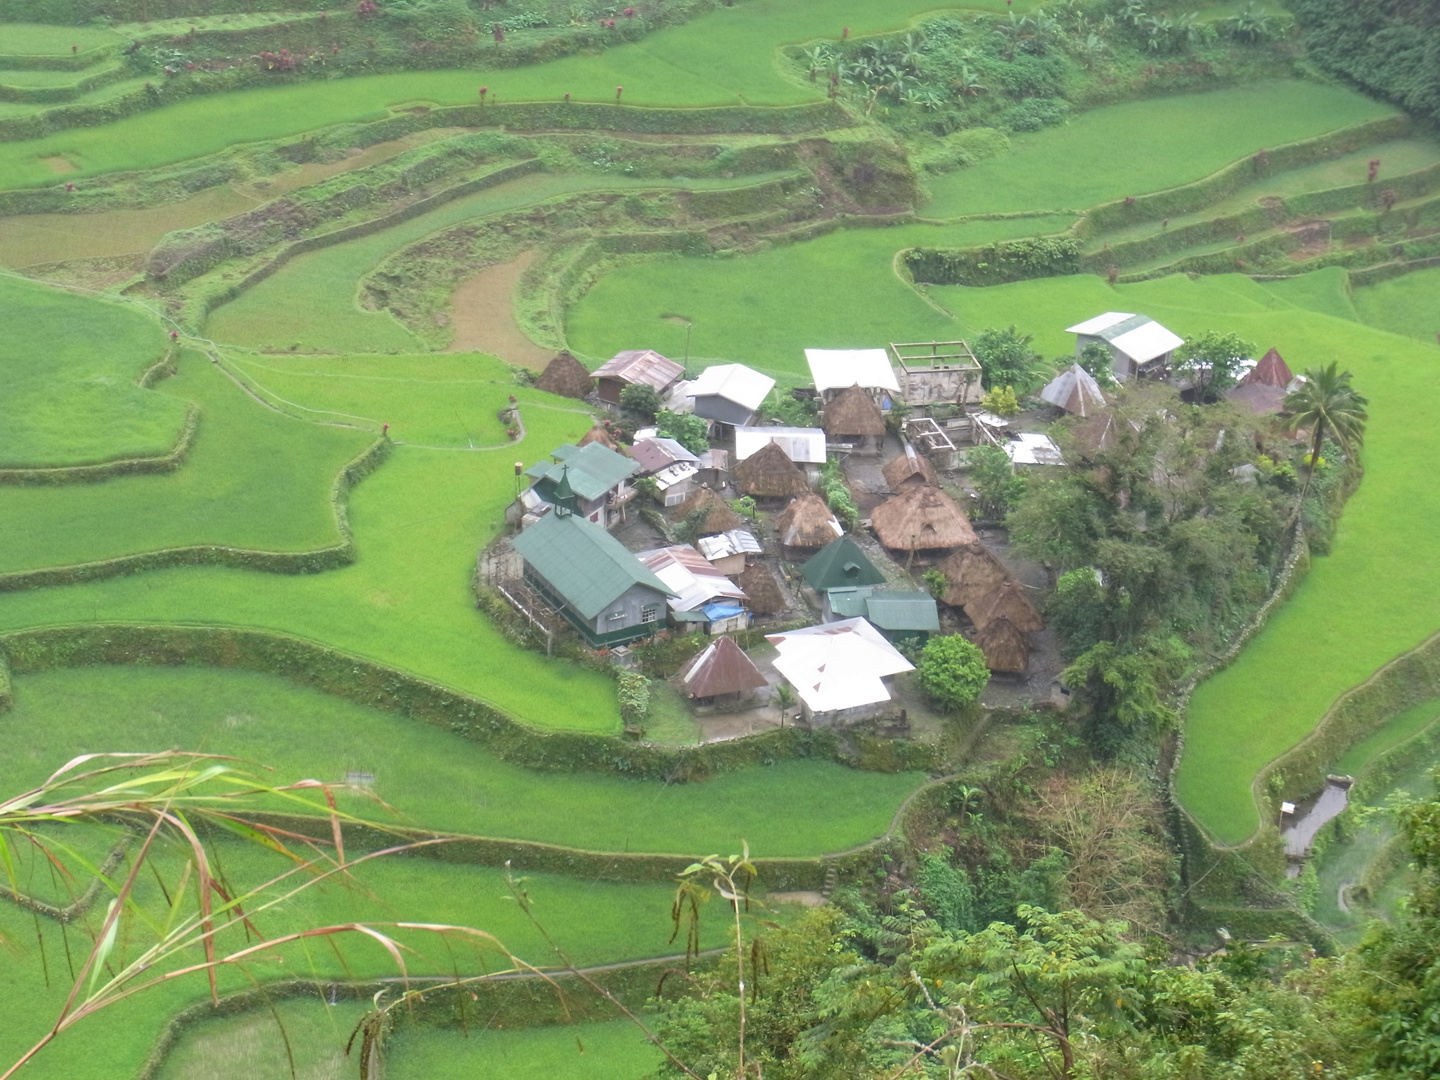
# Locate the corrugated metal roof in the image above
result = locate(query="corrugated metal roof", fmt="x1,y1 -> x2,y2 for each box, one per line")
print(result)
512,511 -> 673,618
1108,320 -> 1184,363
803,535 -> 885,591
630,437 -> 699,473
637,544 -> 746,613
1065,311 -> 1136,335
690,363 -> 776,411
679,636 -> 768,697
734,426 -> 826,464
827,587 -> 940,631
805,348 -> 901,393
593,350 -> 685,390
526,442 -> 638,501
696,530 -> 762,562
1004,433 -> 1065,466
766,617 -> 913,713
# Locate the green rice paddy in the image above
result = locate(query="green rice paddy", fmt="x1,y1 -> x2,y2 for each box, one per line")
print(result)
0,23 -> 120,56
0,273 -> 184,468
386,1018 -> 661,1080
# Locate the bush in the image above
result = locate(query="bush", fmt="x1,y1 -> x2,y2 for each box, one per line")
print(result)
979,385 -> 1020,418
655,409 -> 710,455
919,127 -> 1011,173
966,444 -> 1025,520
616,670 -> 651,725
619,383 -> 662,420
972,325 -> 1046,392
917,634 -> 990,713
999,97 -> 1070,132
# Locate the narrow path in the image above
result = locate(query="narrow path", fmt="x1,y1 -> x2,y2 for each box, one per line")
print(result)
446,249 -> 552,369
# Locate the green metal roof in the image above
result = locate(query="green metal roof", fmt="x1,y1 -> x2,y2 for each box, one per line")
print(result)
802,535 -> 886,591
526,442 -> 638,502
826,587 -> 939,631
511,510 -> 673,619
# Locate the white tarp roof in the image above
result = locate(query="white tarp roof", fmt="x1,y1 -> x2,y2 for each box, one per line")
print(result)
1004,432 -> 1065,466
1040,364 -> 1108,416
1066,312 -> 1136,335
734,426 -> 826,465
637,545 -> 746,613
696,529 -> 763,562
766,617 -> 914,714
690,364 -> 776,411
804,349 -> 901,394
1065,312 -> 1183,363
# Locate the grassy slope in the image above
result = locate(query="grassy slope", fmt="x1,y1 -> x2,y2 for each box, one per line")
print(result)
1352,265 -> 1440,343
156,999 -> 372,1080
206,170 -> 797,353
1,665 -> 922,855
0,23 -> 120,55
922,81 -> 1397,218
0,380 -> 623,733
566,215 -> 1075,376
0,274 -> 186,468
0,352 -> 370,573
387,1019 -> 661,1080
0,0 -> 1037,190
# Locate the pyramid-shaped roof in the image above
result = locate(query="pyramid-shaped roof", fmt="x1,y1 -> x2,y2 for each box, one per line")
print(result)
802,534 -> 886,591
1040,364 -> 1108,416
678,636 -> 769,698
1242,347 -> 1295,388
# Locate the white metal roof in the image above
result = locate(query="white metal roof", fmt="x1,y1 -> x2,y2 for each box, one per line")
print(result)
804,349 -> 901,394
696,529 -> 763,562
1004,433 -> 1065,466
1065,312 -> 1136,335
1109,321 -> 1183,363
690,364 -> 776,411
651,461 -> 699,492
734,426 -> 826,465
766,617 -> 914,714
637,545 -> 746,613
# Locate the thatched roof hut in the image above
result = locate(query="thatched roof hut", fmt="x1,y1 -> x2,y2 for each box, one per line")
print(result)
678,636 -> 769,700
535,351 -> 593,399
734,440 -> 810,498
735,561 -> 786,615
871,484 -> 976,554
823,383 -> 886,438
975,616 -> 1029,673
774,493 -> 843,549
577,424 -> 622,452
966,580 -> 1043,633
882,446 -> 938,491
671,486 -> 742,534
934,542 -> 1011,609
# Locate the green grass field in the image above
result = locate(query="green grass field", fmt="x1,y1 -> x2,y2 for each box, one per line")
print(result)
387,1019 -> 661,1080
0,23 -> 120,56
0,273 -> 185,468
1,665 -> 922,855
1352,266 -> 1440,344
206,169 -> 798,353
566,215 -> 1075,376
1336,698 -> 1440,776
0,352 -> 370,573
157,998 -> 373,1080
921,81 -> 1397,218
0,0 -> 1038,191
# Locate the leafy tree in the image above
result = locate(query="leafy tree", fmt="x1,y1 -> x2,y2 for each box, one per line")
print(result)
655,409 -> 711,455
918,634 -> 990,712
1173,329 -> 1254,401
966,443 -> 1026,520
1061,636 -> 1189,756
619,382 -> 663,419
1284,362 -> 1368,498
972,324 -> 1046,392
1047,567 -> 1108,655
759,391 -> 817,427
979,384 -> 1020,417
1076,340 -> 1117,387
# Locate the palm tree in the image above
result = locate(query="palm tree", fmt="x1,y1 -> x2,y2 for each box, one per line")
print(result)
1284,362 -> 1368,499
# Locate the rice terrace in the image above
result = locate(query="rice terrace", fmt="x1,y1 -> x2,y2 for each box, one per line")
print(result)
2,0 -> 1440,1077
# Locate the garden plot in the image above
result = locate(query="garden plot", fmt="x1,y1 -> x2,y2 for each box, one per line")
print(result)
0,273 -> 186,468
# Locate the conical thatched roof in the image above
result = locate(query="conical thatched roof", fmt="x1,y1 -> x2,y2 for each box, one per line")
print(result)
935,541 -> 1011,609
678,636 -> 769,698
1244,347 -> 1294,388
735,561 -> 786,614
734,440 -> 810,498
871,483 -> 976,553
975,616 -> 1029,673
965,579 -> 1044,633
882,445 -> 938,491
774,492 -> 843,549
671,486 -> 742,534
823,383 -> 886,437
578,424 -> 621,451
535,351 -> 593,399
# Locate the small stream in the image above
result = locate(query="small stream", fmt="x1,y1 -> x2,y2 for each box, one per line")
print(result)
1281,776 -> 1353,876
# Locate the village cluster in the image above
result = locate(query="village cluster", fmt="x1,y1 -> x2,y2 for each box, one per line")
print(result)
485,309 -> 1302,731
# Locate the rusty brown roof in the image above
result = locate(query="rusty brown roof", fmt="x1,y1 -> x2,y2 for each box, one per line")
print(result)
678,636 -> 769,698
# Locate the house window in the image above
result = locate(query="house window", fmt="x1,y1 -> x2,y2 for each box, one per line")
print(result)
664,491 -> 685,507
641,606 -> 659,623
